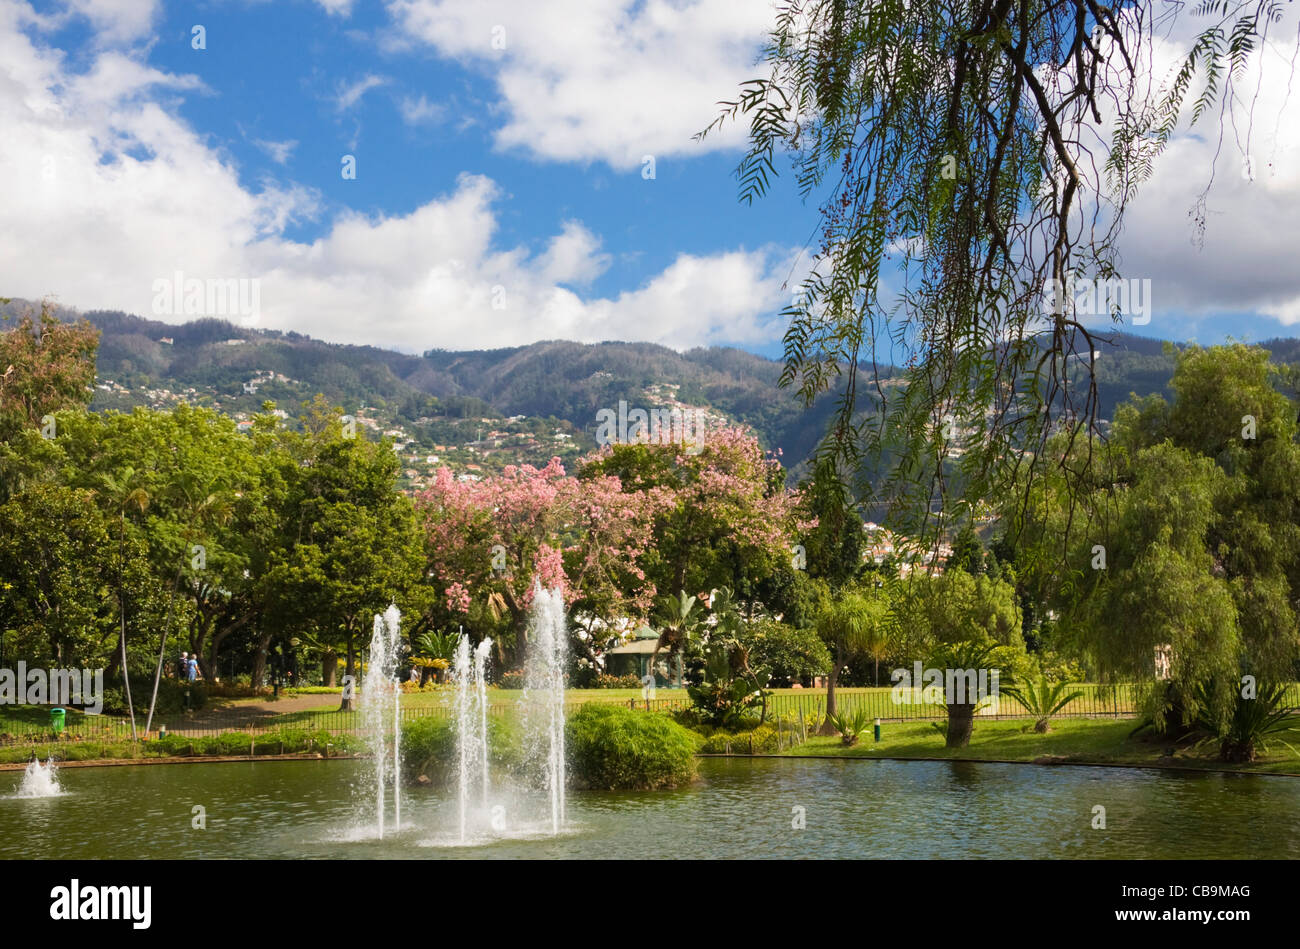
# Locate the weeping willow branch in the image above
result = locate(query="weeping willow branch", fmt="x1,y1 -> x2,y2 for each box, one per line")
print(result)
699,0 -> 1295,558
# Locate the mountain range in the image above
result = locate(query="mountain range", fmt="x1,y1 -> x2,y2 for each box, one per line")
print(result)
6,299 -> 1300,483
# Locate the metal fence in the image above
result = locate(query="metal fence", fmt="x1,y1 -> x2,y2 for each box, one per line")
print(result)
766,683 -> 1142,724
5,682 -> 1299,747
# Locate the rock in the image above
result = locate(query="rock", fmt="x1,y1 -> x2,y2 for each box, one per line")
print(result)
416,774 -> 431,785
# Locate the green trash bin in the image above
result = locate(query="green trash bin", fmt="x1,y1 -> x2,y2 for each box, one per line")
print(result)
50,708 -> 66,735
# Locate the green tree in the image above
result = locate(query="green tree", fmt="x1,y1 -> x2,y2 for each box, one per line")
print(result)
263,400 -> 426,709
0,301 -> 98,442
815,584 -> 890,734
1010,345 -> 1299,734
893,569 -> 1022,746
948,524 -> 984,575
740,617 -> 831,687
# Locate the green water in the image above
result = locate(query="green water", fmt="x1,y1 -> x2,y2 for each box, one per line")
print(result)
2,758 -> 1296,859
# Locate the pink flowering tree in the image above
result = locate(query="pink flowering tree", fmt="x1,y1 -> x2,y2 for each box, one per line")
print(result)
579,426 -> 808,615
416,459 -> 660,667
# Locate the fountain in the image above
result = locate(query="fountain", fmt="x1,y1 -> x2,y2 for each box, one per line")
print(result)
447,586 -> 566,843
361,604 -> 402,838
453,629 -> 492,842
16,757 -> 62,798
523,585 -> 567,834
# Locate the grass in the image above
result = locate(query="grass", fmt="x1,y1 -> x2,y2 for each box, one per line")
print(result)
0,728 -> 369,766
778,717 -> 1300,775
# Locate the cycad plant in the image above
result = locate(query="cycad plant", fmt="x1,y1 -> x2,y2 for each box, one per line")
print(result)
827,706 -> 873,746
1196,681 -> 1299,763
414,631 -> 460,685
1002,676 -> 1084,733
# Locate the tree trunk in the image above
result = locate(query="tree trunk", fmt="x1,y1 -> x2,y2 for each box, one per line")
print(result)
251,630 -> 273,692
946,702 -> 976,747
500,586 -> 527,662
817,646 -> 842,735
340,633 -> 355,711
117,524 -> 138,741
119,611 -> 138,741
321,648 -> 337,687
145,564 -> 185,735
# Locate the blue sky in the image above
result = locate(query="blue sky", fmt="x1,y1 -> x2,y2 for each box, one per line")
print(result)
3,0 -> 1299,359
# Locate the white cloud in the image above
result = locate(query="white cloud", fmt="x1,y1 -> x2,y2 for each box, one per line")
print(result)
252,138 -> 297,165
334,73 -> 387,111
1096,9 -> 1300,328
63,0 -> 159,45
384,0 -> 776,168
0,4 -> 794,352
314,0 -> 354,16
398,93 -> 445,125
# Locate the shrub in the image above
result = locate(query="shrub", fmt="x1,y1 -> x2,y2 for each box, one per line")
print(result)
206,681 -> 270,699
207,732 -> 256,756
741,619 -> 832,687
496,670 -> 525,689
400,714 -> 521,785
566,704 -> 699,790
593,673 -> 643,689
699,724 -> 780,754
283,686 -> 342,696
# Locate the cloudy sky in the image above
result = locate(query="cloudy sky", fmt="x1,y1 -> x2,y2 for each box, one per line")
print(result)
1,0 -> 1298,357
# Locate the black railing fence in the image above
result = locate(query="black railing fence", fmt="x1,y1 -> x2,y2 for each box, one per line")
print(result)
4,682 -> 1298,746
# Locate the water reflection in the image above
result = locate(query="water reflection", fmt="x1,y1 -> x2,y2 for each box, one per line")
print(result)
0,757 -> 1295,859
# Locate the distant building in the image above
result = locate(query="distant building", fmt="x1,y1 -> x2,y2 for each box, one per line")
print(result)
605,626 -> 671,686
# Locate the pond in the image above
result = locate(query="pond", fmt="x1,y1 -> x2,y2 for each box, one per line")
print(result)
2,757 -> 1295,859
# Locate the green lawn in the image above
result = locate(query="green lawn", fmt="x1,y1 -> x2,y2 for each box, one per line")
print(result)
5,700 -> 1299,775
780,717 -> 1300,775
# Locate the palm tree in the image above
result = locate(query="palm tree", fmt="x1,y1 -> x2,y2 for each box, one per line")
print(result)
928,639 -> 1001,748
860,580 -> 895,686
1002,676 -> 1084,733
649,590 -> 699,688
96,468 -> 149,742
816,588 -> 889,735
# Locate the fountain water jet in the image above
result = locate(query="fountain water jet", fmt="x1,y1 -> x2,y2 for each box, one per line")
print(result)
454,629 -> 492,842
16,757 -> 62,798
523,585 -> 567,834
361,604 -> 402,838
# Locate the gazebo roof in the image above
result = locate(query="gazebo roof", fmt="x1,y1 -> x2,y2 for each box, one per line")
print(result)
608,639 -> 660,655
